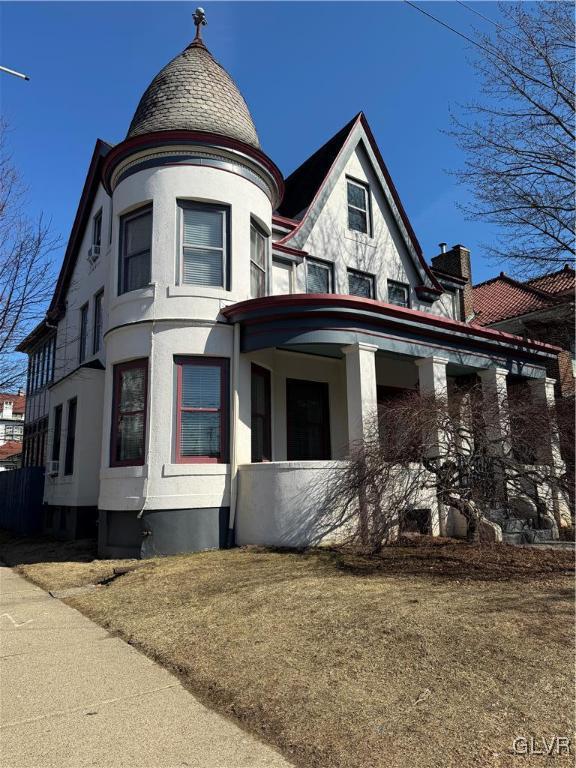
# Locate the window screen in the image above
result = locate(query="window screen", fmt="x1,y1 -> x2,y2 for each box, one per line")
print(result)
306,259 -> 332,294
176,358 -> 228,462
348,269 -> 374,298
181,204 -> 227,287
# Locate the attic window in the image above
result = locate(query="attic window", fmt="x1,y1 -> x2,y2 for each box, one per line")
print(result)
347,178 -> 371,235
387,280 -> 410,308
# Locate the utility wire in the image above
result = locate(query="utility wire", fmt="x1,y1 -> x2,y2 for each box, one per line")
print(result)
403,0 -> 484,51
455,0 -> 505,31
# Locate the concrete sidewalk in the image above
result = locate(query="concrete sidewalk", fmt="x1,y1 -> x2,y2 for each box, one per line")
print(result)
0,564 -> 291,768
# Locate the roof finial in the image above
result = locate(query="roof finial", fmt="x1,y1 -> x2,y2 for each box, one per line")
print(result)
193,7 -> 207,42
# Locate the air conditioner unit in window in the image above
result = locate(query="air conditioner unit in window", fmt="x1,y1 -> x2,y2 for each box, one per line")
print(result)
46,460 -> 59,477
87,244 -> 101,264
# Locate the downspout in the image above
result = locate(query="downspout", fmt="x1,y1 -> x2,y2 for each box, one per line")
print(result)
227,321 -> 240,547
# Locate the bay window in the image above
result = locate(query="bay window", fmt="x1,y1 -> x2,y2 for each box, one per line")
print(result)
179,202 -> 229,288
175,357 -> 228,463
119,206 -> 152,294
110,359 -> 148,467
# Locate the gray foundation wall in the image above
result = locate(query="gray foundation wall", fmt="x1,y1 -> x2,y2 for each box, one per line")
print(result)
98,507 -> 230,559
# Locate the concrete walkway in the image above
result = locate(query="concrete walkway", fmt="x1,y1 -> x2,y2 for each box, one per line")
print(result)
0,564 -> 292,768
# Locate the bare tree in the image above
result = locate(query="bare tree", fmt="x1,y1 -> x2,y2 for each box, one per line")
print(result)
0,123 -> 57,390
318,383 -> 572,554
450,2 -> 575,273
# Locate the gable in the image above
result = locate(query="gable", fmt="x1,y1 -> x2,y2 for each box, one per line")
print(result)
277,113 -> 441,294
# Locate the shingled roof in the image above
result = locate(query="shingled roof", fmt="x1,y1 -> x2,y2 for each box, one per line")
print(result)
127,39 -> 260,148
472,266 -> 574,327
277,114 -> 359,219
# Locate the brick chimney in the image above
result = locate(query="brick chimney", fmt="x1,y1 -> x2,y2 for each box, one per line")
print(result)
431,244 -> 474,321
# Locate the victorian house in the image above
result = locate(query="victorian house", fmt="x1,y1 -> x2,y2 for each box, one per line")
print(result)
17,15 -> 568,556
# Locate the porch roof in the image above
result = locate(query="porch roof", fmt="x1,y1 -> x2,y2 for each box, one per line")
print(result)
222,294 -> 560,373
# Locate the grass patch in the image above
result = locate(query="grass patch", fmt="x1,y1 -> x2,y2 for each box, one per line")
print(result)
1,532 -> 573,768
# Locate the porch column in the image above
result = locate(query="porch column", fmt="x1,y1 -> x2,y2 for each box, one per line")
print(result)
527,377 -> 570,527
343,343 -> 378,447
415,356 -> 449,457
415,356 -> 449,536
477,367 -> 511,456
526,378 -> 563,467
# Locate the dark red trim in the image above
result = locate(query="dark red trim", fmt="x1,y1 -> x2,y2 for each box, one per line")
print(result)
272,242 -> 308,258
47,140 -> 113,322
272,214 -> 298,229
175,356 -> 229,464
102,130 -> 284,202
110,358 -> 148,467
221,294 -> 561,354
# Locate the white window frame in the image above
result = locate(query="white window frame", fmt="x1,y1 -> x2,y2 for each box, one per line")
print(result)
387,280 -> 410,308
250,219 -> 268,298
347,268 -> 375,299
346,177 -> 371,236
178,201 -> 229,289
93,209 -> 102,247
306,257 -> 333,294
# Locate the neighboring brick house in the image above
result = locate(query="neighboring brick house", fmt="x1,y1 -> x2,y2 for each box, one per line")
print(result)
471,265 -> 575,398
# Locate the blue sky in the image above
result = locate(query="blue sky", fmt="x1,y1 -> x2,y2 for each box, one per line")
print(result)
1,1 -> 515,286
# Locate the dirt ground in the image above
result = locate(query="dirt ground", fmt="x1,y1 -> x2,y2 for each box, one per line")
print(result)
1,532 -> 574,768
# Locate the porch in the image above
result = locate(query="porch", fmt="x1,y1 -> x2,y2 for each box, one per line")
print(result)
224,295 -> 566,546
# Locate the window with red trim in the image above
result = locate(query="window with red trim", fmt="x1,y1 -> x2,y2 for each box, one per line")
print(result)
110,359 -> 148,467
175,357 -> 228,463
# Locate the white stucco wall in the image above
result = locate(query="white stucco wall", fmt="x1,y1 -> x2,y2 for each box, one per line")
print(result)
44,367 -> 104,507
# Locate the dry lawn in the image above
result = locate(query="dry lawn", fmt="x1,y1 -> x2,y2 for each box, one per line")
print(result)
1,533 -> 574,768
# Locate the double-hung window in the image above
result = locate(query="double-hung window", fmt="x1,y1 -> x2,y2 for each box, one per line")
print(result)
347,178 -> 371,234
119,206 -> 152,294
250,221 -> 268,298
64,398 -> 77,476
175,357 -> 228,463
93,210 -> 102,249
306,257 -> 333,294
79,303 -> 89,363
52,404 -> 62,465
179,202 -> 228,288
387,280 -> 410,308
93,291 -> 103,354
348,268 -> 375,299
110,359 -> 148,467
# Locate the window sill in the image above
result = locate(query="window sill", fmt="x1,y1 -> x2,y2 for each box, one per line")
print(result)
101,465 -> 148,479
162,463 -> 229,477
166,285 -> 231,301
114,284 -> 156,306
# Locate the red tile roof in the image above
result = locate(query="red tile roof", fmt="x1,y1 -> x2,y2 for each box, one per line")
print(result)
472,267 -> 574,327
0,393 -> 25,414
526,265 -> 575,296
0,440 -> 22,460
